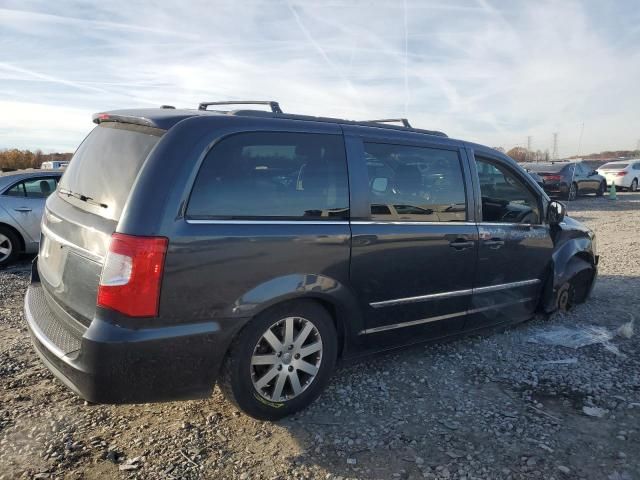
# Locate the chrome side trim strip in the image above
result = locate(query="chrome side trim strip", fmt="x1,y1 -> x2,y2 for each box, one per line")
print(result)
351,221 -> 476,226
360,310 -> 467,334
370,288 -> 473,308
186,219 -> 349,225
360,297 -> 534,334
41,223 -> 104,262
473,278 -> 541,294
478,222 -> 542,227
369,279 -> 540,309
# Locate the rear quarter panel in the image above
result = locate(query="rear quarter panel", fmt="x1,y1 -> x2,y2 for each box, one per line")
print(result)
117,116 -> 363,350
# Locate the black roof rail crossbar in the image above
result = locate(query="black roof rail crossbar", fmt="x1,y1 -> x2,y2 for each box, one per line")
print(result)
198,101 -> 283,114
367,118 -> 412,128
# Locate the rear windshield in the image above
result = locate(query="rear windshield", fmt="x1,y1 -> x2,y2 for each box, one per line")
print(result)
600,162 -> 628,169
59,123 -> 163,220
525,163 -> 566,173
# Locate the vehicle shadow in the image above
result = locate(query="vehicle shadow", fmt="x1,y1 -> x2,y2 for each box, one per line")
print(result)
272,272 -> 640,479
0,254 -> 35,272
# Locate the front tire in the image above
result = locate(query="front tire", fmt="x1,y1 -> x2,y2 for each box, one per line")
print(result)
556,282 -> 575,312
566,182 -> 578,201
596,181 -> 605,196
630,178 -> 638,192
0,227 -> 20,267
219,300 -> 337,420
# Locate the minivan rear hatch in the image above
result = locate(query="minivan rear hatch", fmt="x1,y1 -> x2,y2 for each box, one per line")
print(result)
39,122 -> 164,326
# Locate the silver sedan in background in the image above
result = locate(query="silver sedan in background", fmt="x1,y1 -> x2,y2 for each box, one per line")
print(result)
0,170 -> 63,266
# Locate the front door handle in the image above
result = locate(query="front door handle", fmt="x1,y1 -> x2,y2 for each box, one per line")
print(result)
14,207 -> 32,212
484,238 -> 505,249
449,239 -> 474,250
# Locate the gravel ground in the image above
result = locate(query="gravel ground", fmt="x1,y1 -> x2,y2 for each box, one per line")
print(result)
1,192 -> 639,480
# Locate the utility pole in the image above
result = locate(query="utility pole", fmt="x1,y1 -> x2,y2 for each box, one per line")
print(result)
552,133 -> 559,160
527,136 -> 532,162
577,122 -> 584,157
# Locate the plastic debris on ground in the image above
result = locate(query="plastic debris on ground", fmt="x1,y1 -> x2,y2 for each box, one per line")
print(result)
582,406 -> 608,418
527,324 -> 627,357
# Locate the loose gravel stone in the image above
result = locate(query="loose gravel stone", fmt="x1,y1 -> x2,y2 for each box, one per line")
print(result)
1,193 -> 639,479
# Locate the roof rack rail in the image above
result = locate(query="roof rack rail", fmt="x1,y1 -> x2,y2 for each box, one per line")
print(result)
198,101 -> 283,114
367,118 -> 412,128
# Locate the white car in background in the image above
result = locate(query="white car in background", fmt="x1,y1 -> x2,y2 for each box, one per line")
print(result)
597,160 -> 640,192
0,170 -> 62,266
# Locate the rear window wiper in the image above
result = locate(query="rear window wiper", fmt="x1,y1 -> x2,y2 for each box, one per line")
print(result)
59,188 -> 108,209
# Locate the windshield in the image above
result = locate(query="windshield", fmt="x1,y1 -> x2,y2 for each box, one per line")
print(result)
525,163 -> 567,173
600,162 -> 628,170
58,122 -> 163,220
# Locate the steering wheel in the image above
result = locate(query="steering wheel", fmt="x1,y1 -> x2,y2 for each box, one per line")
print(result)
501,208 -> 535,224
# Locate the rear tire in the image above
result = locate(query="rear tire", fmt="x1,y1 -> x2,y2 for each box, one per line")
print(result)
596,181 -> 605,196
0,226 -> 20,268
219,300 -> 337,420
631,178 -> 638,192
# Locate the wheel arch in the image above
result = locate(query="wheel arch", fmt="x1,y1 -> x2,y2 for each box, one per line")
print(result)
222,273 -> 364,359
541,238 -> 596,312
0,222 -> 26,252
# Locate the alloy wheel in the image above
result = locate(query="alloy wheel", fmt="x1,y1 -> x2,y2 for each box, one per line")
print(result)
0,233 -> 13,263
250,316 -> 323,402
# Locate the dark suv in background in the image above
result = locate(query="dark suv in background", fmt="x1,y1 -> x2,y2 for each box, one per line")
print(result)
25,101 -> 598,420
525,161 -> 606,200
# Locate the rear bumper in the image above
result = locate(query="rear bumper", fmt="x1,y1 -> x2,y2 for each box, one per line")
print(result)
605,176 -> 630,187
542,182 -> 568,196
25,283 -> 230,404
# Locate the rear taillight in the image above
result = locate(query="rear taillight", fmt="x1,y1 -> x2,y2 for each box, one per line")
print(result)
616,171 -> 626,176
97,233 -> 168,317
544,174 -> 562,181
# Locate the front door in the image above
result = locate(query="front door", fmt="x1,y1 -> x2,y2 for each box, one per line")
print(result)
2,176 -> 58,243
347,134 -> 478,346
468,153 -> 553,328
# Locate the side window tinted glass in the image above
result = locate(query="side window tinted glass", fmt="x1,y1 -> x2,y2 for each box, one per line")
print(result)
364,143 -> 466,222
476,157 -> 540,224
23,178 -> 57,198
634,163 -> 640,171
4,182 -> 26,197
187,132 -> 349,219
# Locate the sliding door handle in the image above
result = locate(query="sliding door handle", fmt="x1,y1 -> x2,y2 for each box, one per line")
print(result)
484,238 -> 505,249
449,239 -> 474,250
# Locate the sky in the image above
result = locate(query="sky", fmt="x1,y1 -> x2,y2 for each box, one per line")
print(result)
0,0 -> 639,156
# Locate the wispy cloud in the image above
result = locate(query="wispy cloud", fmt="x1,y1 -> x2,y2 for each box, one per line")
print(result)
0,0 -> 639,154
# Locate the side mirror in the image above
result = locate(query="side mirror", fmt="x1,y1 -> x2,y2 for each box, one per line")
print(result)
547,200 -> 566,225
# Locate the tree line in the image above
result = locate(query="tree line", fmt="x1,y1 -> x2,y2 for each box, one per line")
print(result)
0,149 -> 73,171
498,147 -> 640,163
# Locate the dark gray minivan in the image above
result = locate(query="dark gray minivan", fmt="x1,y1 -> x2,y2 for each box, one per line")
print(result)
25,101 -> 598,420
